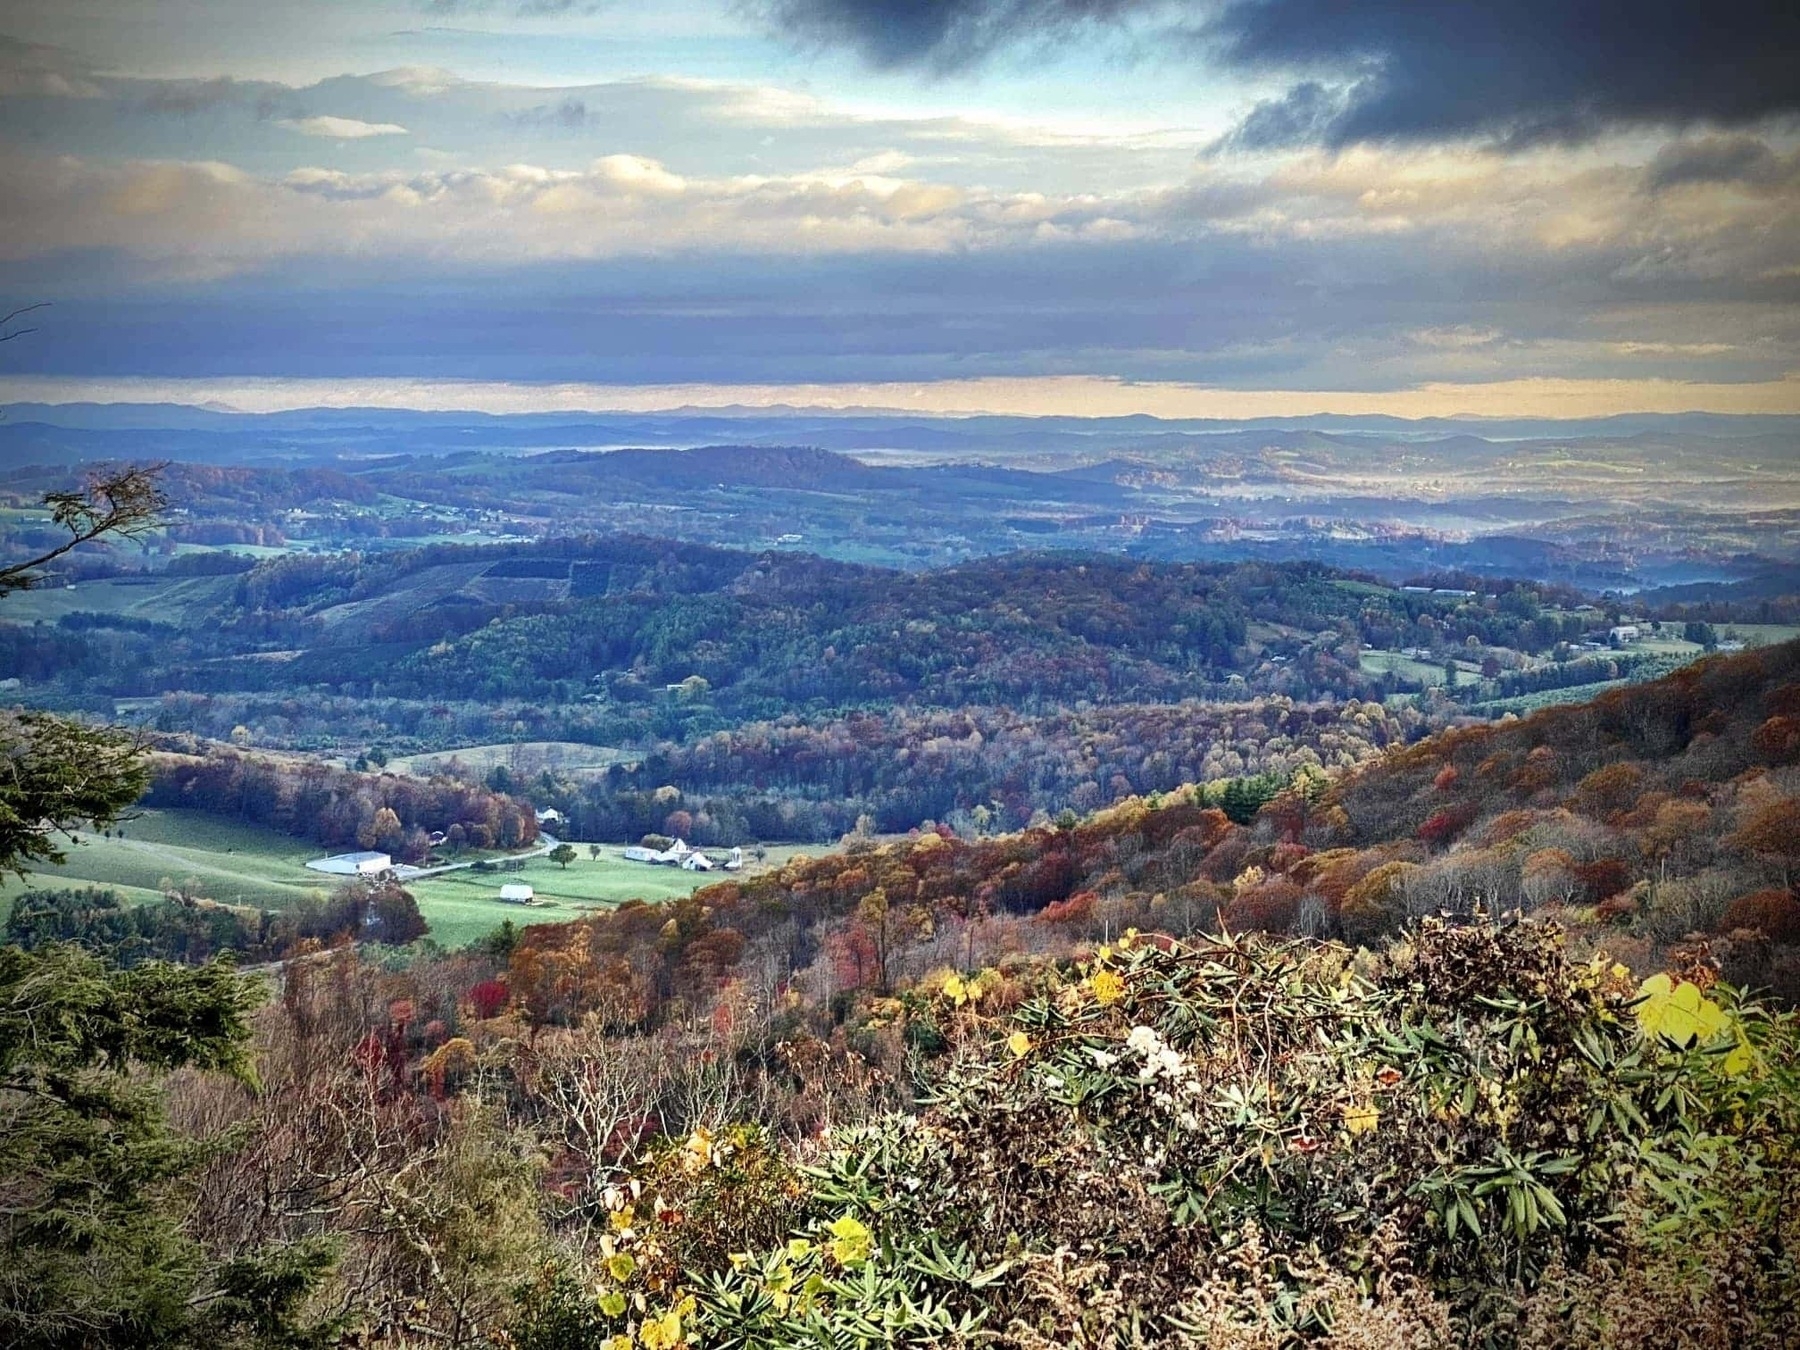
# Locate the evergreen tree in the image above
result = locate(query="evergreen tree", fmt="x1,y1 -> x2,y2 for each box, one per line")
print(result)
0,466 -> 337,1346
0,944 -> 335,1348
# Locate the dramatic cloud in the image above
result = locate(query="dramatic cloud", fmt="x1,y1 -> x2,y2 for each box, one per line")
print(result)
757,0 -> 1144,71
1206,0 -> 1800,148
758,0 -> 1800,147
2,136 -> 1793,391
0,7 -> 1793,408
1644,135 -> 1799,193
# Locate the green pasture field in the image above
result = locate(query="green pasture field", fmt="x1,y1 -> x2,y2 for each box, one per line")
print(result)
0,808 -> 827,950
1358,651 -> 1481,688
1618,635 -> 1704,657
0,810 -> 330,918
404,845 -> 825,948
1463,680 -> 1635,718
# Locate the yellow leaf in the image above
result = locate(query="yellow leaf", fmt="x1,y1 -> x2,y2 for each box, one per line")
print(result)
605,1252 -> 636,1282
599,1291 -> 627,1318
942,973 -> 967,1006
1636,973 -> 1733,1049
1008,1031 -> 1032,1057
1343,1102 -> 1380,1135
1722,1037 -> 1754,1077
827,1213 -> 872,1267
638,1309 -> 682,1350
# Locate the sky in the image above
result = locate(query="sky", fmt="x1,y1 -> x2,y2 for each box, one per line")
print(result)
0,0 -> 1797,417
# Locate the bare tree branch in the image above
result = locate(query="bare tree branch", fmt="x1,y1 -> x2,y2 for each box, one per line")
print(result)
0,463 -> 169,596
0,302 -> 49,344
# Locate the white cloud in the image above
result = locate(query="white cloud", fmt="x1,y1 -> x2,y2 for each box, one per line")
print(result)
0,121 -> 1793,395
0,150 -> 1123,265
278,115 -> 409,139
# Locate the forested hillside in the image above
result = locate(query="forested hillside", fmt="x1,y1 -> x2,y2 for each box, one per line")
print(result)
10,642 -> 1800,1347
144,744 -> 541,859
6,533 -> 1607,737
489,640 -> 1800,1020
533,697 -> 1422,844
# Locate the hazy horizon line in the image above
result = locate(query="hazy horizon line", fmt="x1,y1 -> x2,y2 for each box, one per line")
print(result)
5,372 -> 1800,422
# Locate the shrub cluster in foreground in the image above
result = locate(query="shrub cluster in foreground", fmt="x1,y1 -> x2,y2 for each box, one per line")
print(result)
9,915 -> 1795,1348
508,918 -> 1800,1348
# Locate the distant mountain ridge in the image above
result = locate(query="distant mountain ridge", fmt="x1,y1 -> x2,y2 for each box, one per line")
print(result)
6,401 -> 1800,457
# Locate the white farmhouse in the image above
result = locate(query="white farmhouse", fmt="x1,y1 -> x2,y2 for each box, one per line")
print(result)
623,838 -> 701,866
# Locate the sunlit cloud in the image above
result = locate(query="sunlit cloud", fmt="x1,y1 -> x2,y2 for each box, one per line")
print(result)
278,114 -> 410,138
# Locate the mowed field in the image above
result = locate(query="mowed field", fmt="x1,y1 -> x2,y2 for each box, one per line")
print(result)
405,844 -> 826,947
1358,651 -> 1482,687
0,809 -> 828,949
0,810 -> 329,915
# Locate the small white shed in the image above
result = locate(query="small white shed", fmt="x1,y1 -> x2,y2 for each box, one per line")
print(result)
499,883 -> 536,904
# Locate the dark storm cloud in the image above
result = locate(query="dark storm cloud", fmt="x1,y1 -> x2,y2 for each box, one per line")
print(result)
1209,0 -> 1800,147
1644,135 -> 1799,193
1209,80 -> 1344,153
758,0 -> 1800,146
755,0 -> 1144,71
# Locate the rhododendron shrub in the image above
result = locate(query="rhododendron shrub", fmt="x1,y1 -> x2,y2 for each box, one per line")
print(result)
517,919 -> 1800,1347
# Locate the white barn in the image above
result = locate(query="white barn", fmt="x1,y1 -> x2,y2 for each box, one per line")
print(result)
499,883 -> 536,904
623,838 -> 699,866
306,851 -> 392,877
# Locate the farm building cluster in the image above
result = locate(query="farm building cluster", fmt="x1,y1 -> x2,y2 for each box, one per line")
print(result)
620,839 -> 743,872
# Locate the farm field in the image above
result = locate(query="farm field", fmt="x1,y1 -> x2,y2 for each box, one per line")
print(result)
1464,679 -> 1636,717
404,844 -> 826,947
0,573 -> 238,626
385,740 -> 640,778
1612,625 -> 1799,657
0,809 -> 328,917
1358,650 -> 1481,687
0,808 -> 829,949
1717,624 -> 1800,647
1617,635 -> 1704,657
